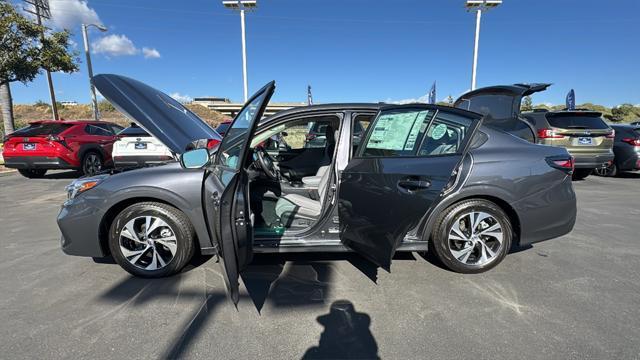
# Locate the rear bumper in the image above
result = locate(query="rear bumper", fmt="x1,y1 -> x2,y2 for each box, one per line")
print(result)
3,156 -> 75,170
113,155 -> 174,168
572,153 -> 614,169
614,149 -> 640,171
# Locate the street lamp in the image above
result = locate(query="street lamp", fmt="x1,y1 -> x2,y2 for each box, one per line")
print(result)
222,0 -> 257,102
465,0 -> 501,90
81,23 -> 108,121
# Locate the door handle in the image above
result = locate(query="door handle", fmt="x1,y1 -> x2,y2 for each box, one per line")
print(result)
397,179 -> 431,193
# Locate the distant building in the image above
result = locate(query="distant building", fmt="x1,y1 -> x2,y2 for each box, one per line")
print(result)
60,101 -> 78,106
193,96 -> 306,117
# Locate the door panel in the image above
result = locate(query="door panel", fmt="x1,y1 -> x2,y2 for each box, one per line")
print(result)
338,106 -> 482,271
203,81 -> 275,305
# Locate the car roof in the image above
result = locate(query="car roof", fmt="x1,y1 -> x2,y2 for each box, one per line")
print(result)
30,120 -> 115,125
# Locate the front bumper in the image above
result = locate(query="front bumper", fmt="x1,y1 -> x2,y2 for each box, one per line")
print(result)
58,196 -> 106,257
3,156 -> 75,170
572,153 -> 614,169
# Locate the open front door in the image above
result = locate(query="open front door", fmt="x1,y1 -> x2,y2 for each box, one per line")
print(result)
338,105 -> 482,271
203,82 -> 275,305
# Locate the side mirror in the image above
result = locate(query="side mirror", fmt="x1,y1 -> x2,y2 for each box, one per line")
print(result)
180,148 -> 210,169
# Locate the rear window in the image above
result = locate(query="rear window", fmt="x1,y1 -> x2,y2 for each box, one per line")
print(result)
12,123 -> 73,136
546,114 -> 609,130
118,126 -> 149,137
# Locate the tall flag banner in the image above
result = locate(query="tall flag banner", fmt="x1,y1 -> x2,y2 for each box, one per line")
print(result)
307,85 -> 313,105
428,81 -> 436,104
566,89 -> 576,110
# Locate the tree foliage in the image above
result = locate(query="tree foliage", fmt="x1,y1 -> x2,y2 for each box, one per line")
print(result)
521,95 -> 533,111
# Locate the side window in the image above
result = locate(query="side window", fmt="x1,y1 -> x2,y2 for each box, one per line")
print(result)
360,109 -> 475,158
418,112 -> 472,156
361,109 -> 436,157
85,124 -> 113,136
352,114 -> 373,155
252,116 -> 339,151
109,124 -> 124,134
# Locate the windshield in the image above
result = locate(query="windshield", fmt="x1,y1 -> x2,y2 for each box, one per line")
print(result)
12,123 -> 73,136
546,114 -> 609,129
216,91 -> 269,170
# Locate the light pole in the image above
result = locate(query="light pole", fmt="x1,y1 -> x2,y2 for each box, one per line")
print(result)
81,23 -> 108,121
465,0 -> 501,90
222,0 -> 257,102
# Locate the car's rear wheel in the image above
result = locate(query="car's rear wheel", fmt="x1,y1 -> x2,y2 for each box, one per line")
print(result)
572,168 -> 592,180
593,163 -> 617,177
18,169 -> 47,178
82,151 -> 103,176
431,199 -> 512,274
108,202 -> 196,278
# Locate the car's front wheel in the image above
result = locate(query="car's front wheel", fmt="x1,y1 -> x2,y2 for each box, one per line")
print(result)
431,199 -> 512,274
108,202 -> 196,278
17,169 -> 47,178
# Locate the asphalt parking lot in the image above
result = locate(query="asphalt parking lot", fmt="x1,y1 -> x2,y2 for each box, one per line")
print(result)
0,170 -> 639,360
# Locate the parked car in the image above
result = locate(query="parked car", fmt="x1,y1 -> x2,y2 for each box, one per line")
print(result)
523,110 -> 614,180
215,120 -> 232,136
594,124 -> 640,176
2,120 -> 123,178
455,84 -> 614,180
58,75 -> 576,305
112,124 -> 174,168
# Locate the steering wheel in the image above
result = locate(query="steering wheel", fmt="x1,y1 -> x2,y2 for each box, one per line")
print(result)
255,146 -> 279,180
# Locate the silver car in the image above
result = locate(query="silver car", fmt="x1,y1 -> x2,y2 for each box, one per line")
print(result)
58,75 -> 576,305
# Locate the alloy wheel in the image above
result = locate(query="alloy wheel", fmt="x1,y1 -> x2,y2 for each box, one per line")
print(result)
119,216 -> 178,271
448,210 -> 504,266
83,153 -> 102,175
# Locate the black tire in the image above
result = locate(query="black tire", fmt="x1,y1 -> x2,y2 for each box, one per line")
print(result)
594,163 -> 617,177
81,151 -> 103,176
108,202 -> 196,278
572,168 -> 592,180
431,199 -> 512,274
18,169 -> 47,178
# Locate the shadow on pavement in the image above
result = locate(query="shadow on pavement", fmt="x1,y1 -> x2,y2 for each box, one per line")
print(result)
302,300 -> 379,360
42,170 -> 81,179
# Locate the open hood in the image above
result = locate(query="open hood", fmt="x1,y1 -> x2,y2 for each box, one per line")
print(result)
453,83 -> 551,120
93,74 -> 221,154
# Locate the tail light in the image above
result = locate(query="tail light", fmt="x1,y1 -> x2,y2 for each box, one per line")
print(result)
546,155 -> 574,175
605,130 -> 615,139
622,138 -> 640,146
206,138 -> 221,149
47,134 -> 73,151
537,128 -> 565,139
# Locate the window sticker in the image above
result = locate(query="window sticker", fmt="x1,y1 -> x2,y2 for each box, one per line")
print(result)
431,123 -> 448,140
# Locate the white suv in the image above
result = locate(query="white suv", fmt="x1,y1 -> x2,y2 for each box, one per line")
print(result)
112,124 -> 174,168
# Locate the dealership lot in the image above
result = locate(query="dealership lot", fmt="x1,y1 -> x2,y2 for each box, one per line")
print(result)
0,170 -> 639,359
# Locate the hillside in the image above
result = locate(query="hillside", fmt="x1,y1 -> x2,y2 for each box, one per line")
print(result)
5,103 -> 231,132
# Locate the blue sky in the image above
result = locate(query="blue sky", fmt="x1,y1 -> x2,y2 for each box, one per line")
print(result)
10,0 -> 640,106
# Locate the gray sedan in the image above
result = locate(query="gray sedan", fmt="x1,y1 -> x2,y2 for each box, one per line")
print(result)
58,75 -> 576,305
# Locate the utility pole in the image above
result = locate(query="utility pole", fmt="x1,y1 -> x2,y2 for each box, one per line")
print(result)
82,23 -> 108,121
23,0 -> 59,120
465,0 -> 502,90
222,0 -> 257,102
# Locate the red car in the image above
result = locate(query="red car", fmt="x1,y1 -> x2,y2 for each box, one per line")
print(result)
2,120 -> 124,178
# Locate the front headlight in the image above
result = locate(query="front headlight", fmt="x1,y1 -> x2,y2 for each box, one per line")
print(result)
65,175 -> 108,200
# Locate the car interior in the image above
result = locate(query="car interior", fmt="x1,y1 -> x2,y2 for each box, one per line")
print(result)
245,115 -> 342,235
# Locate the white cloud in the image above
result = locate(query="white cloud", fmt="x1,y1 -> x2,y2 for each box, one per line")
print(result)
92,34 -> 138,56
170,93 -> 192,104
47,0 -> 102,30
387,94 -> 430,104
142,47 -> 161,59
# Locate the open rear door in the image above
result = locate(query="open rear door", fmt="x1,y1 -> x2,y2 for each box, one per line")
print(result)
202,82 -> 275,305
338,105 -> 482,271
